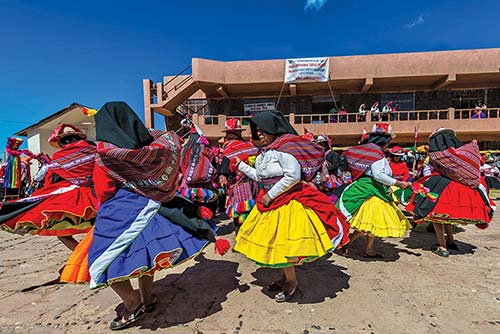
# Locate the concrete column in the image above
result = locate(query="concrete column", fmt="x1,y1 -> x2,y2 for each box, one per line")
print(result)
448,107 -> 455,120
289,113 -> 295,125
143,79 -> 155,128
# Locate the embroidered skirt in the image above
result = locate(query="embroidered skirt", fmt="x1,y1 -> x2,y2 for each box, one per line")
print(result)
85,189 -> 215,289
0,181 -> 96,236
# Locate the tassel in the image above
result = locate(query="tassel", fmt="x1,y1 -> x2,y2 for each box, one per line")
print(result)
214,238 -> 231,256
198,206 -> 214,220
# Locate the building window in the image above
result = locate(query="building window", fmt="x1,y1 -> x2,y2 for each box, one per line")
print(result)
450,90 -> 486,109
381,93 -> 415,110
177,99 -> 209,115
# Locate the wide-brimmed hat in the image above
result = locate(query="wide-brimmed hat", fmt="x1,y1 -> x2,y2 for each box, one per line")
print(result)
222,118 -> 245,132
48,124 -> 87,148
389,145 -> 404,156
370,122 -> 396,138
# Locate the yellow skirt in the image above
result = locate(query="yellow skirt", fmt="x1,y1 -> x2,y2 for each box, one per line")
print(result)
350,196 -> 410,238
234,200 -> 333,268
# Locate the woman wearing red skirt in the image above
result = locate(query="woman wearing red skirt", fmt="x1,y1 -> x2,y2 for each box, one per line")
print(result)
407,128 -> 495,257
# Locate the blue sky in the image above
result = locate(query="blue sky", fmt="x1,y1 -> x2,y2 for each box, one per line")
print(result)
1,0 -> 500,150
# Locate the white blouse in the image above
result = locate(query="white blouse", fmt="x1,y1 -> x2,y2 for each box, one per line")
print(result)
365,158 -> 397,186
238,149 -> 301,199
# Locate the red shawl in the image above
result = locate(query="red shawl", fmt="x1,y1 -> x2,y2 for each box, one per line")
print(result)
389,161 -> 410,182
48,140 -> 96,186
96,130 -> 180,203
344,143 -> 385,180
265,134 -> 324,181
223,140 -> 259,160
256,183 -> 350,247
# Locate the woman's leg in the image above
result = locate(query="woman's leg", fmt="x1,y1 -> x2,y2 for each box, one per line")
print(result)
444,224 -> 455,246
279,266 -> 297,295
110,280 -> 141,314
433,223 -> 446,249
57,236 -> 79,251
138,275 -> 154,306
365,235 -> 377,256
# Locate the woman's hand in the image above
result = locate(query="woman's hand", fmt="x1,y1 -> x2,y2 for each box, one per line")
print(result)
397,181 -> 411,189
262,193 -> 273,207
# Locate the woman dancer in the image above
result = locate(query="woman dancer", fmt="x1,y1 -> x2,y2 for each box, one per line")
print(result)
337,123 -> 411,258
0,124 -> 98,251
234,110 -> 349,302
62,102 -> 226,330
220,119 -> 259,232
407,128 -> 494,257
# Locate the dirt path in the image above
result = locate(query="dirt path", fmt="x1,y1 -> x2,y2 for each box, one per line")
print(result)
1,203 -> 499,334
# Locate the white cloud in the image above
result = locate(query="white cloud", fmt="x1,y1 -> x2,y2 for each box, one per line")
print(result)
404,15 -> 425,29
304,0 -> 329,11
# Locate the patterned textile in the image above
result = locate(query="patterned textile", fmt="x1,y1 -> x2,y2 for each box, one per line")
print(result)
48,140 -> 96,186
428,141 -> 481,188
265,134 -> 324,181
223,140 -> 259,160
96,130 -> 180,203
344,143 -> 385,180
181,133 -> 217,186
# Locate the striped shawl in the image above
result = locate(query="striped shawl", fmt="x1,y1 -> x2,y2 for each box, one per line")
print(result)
96,130 -> 181,203
344,143 -> 385,181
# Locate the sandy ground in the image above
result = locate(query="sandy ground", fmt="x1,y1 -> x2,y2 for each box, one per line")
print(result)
0,203 -> 499,334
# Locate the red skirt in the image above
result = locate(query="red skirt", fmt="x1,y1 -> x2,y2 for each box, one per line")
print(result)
407,179 -> 491,225
1,181 -> 98,236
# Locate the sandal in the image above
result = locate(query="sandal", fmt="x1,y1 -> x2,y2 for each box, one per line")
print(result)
274,287 -> 298,303
109,303 -> 146,331
144,294 -> 158,313
267,282 -> 282,292
362,252 -> 384,259
433,248 -> 449,257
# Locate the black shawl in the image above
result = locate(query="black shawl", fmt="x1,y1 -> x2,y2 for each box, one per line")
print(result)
249,110 -> 297,140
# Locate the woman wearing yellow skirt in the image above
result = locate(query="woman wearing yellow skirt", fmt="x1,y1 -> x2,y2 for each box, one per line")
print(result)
234,110 -> 349,302
337,123 -> 412,258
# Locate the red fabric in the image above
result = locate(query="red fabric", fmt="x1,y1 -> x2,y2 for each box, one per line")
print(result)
49,140 -> 96,186
344,143 -> 385,180
389,161 -> 410,182
2,180 -> 97,236
265,134 -> 325,181
407,173 -> 492,224
92,164 -> 118,205
256,183 -> 349,246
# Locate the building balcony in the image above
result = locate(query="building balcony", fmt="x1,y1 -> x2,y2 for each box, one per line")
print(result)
193,108 -> 500,146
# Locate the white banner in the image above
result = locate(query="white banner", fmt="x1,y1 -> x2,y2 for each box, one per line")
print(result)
284,57 -> 329,83
244,102 -> 275,114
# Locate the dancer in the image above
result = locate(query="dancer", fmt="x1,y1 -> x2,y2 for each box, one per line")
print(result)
234,110 -> 349,302
407,129 -> 495,257
337,123 -> 411,258
388,146 -> 411,205
220,119 -> 259,232
481,154 -> 500,199
61,102 -> 226,330
178,123 -> 220,211
0,125 -> 97,251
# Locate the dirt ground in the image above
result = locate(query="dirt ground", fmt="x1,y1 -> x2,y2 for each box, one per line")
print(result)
0,202 -> 499,334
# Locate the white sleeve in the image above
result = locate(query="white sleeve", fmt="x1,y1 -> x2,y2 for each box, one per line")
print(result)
238,161 -> 259,181
267,152 -> 301,199
370,158 -> 397,186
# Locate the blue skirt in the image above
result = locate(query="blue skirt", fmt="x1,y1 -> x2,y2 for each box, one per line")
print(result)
88,189 -> 215,289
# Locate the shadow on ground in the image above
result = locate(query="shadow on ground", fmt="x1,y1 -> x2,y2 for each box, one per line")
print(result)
401,228 -> 477,255
131,253 -> 247,330
250,254 -> 351,304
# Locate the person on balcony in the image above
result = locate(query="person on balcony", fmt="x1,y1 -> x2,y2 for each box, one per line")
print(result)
219,119 -> 259,234
406,129 -> 495,257
390,103 -> 399,121
358,104 -> 367,122
370,101 -> 380,121
473,101 -> 487,119
382,101 -> 393,121
339,105 -> 348,123
337,123 -> 412,258
233,110 -> 349,302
